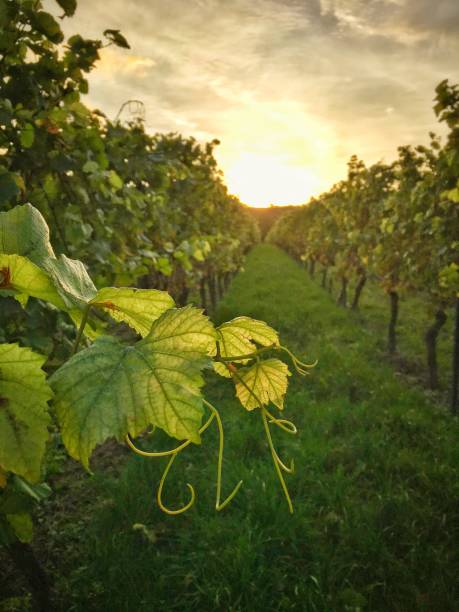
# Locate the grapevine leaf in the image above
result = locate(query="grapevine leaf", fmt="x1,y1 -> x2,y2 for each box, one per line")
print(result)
6,513 -> 33,543
214,316 -> 279,377
90,287 -> 175,336
0,253 -> 65,308
235,358 -> 291,411
213,361 -> 232,378
0,205 -> 98,313
0,344 -> 53,483
0,203 -> 55,263
19,124 -> 35,148
108,170 -> 123,190
103,29 -> 130,49
222,317 -> 279,347
43,254 -> 97,308
13,478 -> 51,503
217,316 -> 278,357
33,11 -> 63,43
55,0 -> 77,16
50,306 -> 217,469
0,172 -> 20,205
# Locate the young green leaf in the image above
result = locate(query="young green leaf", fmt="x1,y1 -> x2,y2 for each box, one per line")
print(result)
235,358 -> 291,411
0,344 -> 53,483
6,513 -> 33,543
0,203 -> 55,263
43,254 -> 97,308
214,316 -> 279,377
50,306 -> 216,469
19,124 -> 35,148
90,287 -> 175,336
0,253 -> 65,308
108,170 -> 123,190
217,316 -> 278,357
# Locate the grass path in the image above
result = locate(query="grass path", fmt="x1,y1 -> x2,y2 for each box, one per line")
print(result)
25,246 -> 459,611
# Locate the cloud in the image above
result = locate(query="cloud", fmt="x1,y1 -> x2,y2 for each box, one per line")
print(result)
43,0 -> 459,205
332,0 -> 459,42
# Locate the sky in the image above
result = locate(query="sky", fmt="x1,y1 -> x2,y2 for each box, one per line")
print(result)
47,0 -> 459,207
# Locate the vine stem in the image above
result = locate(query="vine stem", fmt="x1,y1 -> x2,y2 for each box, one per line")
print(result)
203,400 -> 243,511
261,408 -> 294,514
128,416 -> 216,515
279,345 -> 317,376
72,304 -> 91,355
215,343 -> 317,379
126,413 -> 215,457
264,408 -> 298,435
156,453 -> 195,515
227,364 -> 295,511
216,345 -> 274,362
127,403 -> 243,514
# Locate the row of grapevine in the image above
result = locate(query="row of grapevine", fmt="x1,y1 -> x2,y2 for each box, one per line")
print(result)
0,3 -> 309,607
268,80 -> 459,413
0,201 -> 308,609
0,0 -> 259,314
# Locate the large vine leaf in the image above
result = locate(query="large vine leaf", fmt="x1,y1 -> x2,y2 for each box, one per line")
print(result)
0,204 -> 97,314
0,344 -> 53,482
0,203 -> 55,264
90,287 -> 175,336
43,254 -> 97,308
214,316 -> 279,377
50,306 -> 217,469
235,358 -> 291,411
0,253 -> 65,308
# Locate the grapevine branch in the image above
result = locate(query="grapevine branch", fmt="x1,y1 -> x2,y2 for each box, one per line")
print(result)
223,360 -> 297,513
122,334 -> 314,514
127,401 -> 243,514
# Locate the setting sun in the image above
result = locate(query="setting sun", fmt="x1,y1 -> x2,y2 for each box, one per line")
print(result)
221,152 -> 322,208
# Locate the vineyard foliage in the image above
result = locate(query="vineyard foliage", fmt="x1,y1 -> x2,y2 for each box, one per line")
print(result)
268,80 -> 459,397
0,0 -> 306,547
0,203 -> 306,541
269,84 -> 459,302
0,0 -> 259,301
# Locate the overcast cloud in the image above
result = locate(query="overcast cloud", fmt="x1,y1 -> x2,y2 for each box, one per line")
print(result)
46,0 -> 459,205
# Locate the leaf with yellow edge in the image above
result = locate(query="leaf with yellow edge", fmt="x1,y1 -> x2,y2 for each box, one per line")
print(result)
0,253 -> 65,308
0,204 -> 97,312
0,344 -> 53,483
214,317 -> 279,378
90,287 -> 175,336
213,361 -> 232,378
235,358 -> 290,411
50,306 -> 217,469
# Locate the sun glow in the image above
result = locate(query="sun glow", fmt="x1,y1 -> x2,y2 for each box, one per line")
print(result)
222,152 -> 322,208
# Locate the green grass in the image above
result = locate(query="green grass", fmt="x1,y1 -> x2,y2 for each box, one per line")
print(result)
14,245 -> 459,611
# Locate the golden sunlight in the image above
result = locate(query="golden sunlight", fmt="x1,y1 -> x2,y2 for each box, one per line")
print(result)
222,152 -> 322,208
